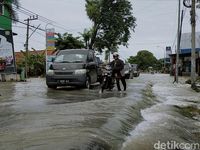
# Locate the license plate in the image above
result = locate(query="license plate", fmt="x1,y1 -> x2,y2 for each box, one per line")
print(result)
59,80 -> 69,84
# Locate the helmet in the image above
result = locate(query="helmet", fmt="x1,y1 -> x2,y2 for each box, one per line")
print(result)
113,52 -> 119,57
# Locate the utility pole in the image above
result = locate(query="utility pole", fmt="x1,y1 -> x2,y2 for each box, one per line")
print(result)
191,0 -> 196,88
175,0 -> 181,83
163,48 -> 165,73
24,15 -> 38,79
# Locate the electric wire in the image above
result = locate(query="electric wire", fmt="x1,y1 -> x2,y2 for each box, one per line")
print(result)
12,4 -> 74,32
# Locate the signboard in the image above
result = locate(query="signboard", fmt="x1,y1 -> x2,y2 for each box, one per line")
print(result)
165,46 -> 172,63
166,46 -> 172,58
46,28 -> 55,50
0,30 -> 16,73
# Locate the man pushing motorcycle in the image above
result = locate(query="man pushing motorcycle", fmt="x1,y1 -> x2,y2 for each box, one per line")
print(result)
110,52 -> 126,92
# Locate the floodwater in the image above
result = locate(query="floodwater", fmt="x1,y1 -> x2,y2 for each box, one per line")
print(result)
0,74 -> 199,150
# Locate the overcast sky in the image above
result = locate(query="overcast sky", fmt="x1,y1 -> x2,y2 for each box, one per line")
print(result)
12,0 -> 200,60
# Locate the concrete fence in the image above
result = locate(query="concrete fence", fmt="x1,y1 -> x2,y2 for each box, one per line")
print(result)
0,73 -> 21,82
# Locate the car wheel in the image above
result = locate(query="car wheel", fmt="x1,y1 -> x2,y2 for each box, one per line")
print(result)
85,76 -> 91,89
47,85 -> 57,89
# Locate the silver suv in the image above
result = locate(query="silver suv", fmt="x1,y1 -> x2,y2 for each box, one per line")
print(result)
46,49 -> 98,89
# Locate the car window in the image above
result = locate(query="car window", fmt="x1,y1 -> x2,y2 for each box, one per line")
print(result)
54,50 -> 87,63
54,55 -> 64,63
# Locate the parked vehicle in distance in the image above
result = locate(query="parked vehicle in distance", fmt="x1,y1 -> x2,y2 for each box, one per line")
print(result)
131,64 -> 140,77
148,66 -> 154,74
46,49 -> 99,89
124,63 -> 133,79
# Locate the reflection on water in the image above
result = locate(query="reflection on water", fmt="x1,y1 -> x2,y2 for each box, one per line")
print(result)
0,75 -> 199,150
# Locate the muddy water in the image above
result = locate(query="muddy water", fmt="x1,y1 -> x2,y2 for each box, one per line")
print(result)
0,74 -> 199,150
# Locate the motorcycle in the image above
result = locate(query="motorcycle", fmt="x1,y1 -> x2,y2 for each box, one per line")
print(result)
100,64 -> 115,93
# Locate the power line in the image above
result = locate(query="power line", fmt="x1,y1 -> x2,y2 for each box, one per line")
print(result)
1,14 -> 45,32
12,4 -> 73,33
12,25 -> 27,29
13,4 -> 57,24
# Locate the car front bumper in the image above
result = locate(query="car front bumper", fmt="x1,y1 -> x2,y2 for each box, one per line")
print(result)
46,74 -> 87,87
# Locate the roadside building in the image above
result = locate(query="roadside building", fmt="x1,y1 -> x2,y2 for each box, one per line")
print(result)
170,32 -> 200,76
0,0 -> 17,76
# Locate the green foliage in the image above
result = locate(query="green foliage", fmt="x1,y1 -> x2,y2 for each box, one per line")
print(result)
85,0 -> 136,53
55,33 -> 85,50
17,50 -> 45,77
128,50 -> 160,71
79,28 -> 92,49
155,58 -> 164,71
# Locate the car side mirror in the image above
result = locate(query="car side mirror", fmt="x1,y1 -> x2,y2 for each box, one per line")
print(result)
52,57 -> 55,62
88,56 -> 93,62
86,62 -> 96,69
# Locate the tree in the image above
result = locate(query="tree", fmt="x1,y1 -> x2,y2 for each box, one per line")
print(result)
0,0 -> 20,21
128,50 -> 158,71
17,49 -> 45,76
55,33 -> 85,50
85,0 -> 136,54
155,58 -> 163,72
79,28 -> 92,49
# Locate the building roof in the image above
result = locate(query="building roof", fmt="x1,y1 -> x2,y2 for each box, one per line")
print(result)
15,49 -> 57,63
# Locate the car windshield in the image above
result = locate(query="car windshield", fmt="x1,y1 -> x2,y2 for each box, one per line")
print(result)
54,50 -> 88,63
124,64 -> 130,69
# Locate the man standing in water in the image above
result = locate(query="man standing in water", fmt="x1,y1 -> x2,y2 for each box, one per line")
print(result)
110,52 -> 126,92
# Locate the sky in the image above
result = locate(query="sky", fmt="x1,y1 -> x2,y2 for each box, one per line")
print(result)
12,0 -> 200,60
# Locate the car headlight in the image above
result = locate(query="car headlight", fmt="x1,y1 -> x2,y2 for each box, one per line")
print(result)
125,70 -> 129,74
47,69 -> 54,75
74,69 -> 87,75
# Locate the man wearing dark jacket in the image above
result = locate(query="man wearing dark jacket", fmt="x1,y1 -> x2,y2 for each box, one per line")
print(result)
110,52 -> 126,91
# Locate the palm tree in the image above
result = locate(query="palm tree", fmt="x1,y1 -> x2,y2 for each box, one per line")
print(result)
79,29 -> 92,49
0,0 -> 20,21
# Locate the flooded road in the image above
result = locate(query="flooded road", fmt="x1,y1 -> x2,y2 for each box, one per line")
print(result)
0,74 -> 200,150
